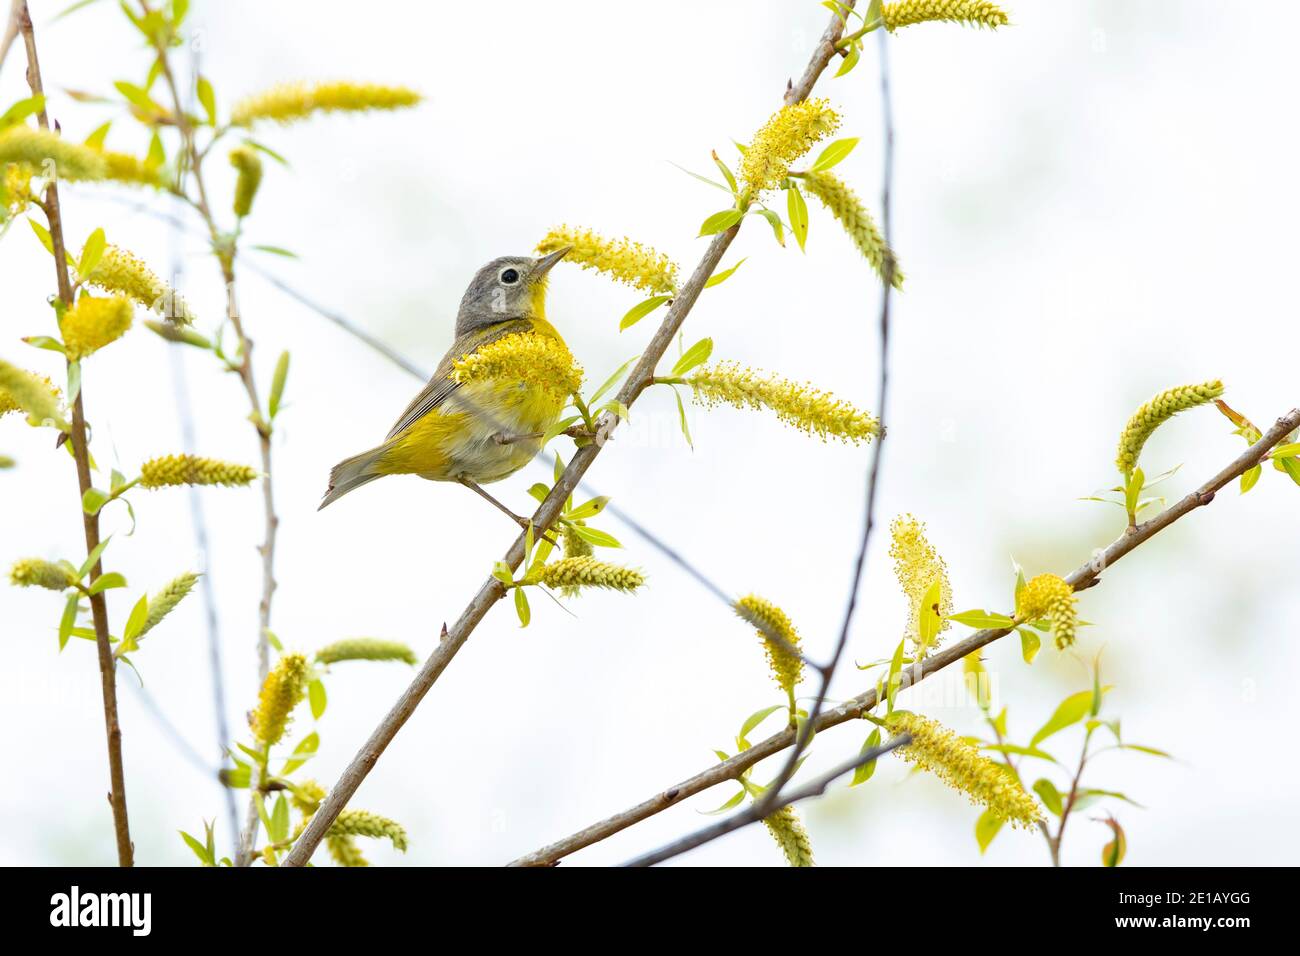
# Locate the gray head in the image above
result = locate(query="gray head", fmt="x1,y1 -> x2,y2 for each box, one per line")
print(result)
454,247 -> 570,336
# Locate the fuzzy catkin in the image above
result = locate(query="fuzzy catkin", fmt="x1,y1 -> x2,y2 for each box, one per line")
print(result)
9,558 -> 77,591
315,638 -> 417,666
60,295 -> 133,360
740,99 -> 841,194
0,360 -> 64,428
882,0 -> 1010,31
229,146 -> 263,217
99,151 -> 167,188
687,362 -> 879,444
536,226 -> 679,295
1115,380 -> 1224,475
138,572 -> 199,639
451,332 -> 583,400
799,171 -> 903,289
1018,573 -> 1077,650
734,595 -> 803,695
250,653 -> 309,746
0,126 -> 108,181
889,514 -> 953,653
139,454 -> 258,488
326,835 -> 369,867
84,244 -> 194,324
762,804 -> 815,867
327,809 -> 408,852
230,81 -> 422,126
885,711 -> 1042,827
536,557 -> 644,593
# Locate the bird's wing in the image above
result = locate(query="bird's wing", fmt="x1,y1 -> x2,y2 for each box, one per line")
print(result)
384,320 -> 532,441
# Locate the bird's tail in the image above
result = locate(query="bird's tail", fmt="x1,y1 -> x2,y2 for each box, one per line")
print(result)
319,446 -> 386,510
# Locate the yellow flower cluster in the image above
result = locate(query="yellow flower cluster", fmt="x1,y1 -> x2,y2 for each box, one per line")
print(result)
140,454 -> 258,488
138,572 -> 199,639
799,171 -> 904,289
315,638 -> 418,666
885,711 -> 1042,827
61,295 -> 133,361
84,244 -> 195,324
536,226 -> 679,295
451,332 -> 583,400
0,126 -> 108,181
0,360 -> 64,428
733,594 -> 803,696
882,0 -> 1010,31
687,362 -> 879,444
534,556 -> 645,593
230,81 -> 422,126
99,151 -> 167,189
291,779 -> 327,815
889,514 -> 953,653
1115,379 -> 1224,475
9,558 -> 77,591
327,835 -> 370,867
4,163 -> 33,216
250,652 -> 309,746
1017,573 -> 1077,650
229,146 -> 263,217
762,804 -> 815,867
326,809 -> 408,852
291,780 -> 373,866
740,98 -> 841,195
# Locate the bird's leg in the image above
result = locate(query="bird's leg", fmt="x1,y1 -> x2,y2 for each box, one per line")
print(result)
458,478 -> 560,546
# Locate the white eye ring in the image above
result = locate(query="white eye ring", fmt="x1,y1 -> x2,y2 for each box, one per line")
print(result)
499,267 -> 521,285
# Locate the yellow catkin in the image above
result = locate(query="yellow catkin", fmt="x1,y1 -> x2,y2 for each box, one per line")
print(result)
740,98 -> 841,195
799,171 -> 904,289
99,151 -> 167,189
687,362 -> 879,444
0,456 -> 14,469
535,556 -> 645,593
292,779 -> 326,815
0,360 -> 64,427
326,835 -> 370,867
326,809 -> 408,852
138,572 -> 199,639
882,0 -> 1010,31
9,558 -> 77,591
250,653 -> 309,746
885,711 -> 1042,827
763,804 -> 815,867
139,454 -> 258,488
315,638 -> 417,666
889,514 -> 953,653
536,226 -> 679,295
60,295 -> 134,360
1017,573 -> 1077,650
734,594 -> 803,696
230,81 -> 422,126
84,244 -> 194,324
451,332 -> 583,399
4,163 -> 33,215
229,146 -> 263,217
1115,380 -> 1225,475
0,126 -> 108,181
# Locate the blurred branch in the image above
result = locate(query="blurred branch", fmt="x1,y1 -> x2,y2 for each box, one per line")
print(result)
281,1 -> 860,868
16,0 -> 134,866
509,408 -> 1300,865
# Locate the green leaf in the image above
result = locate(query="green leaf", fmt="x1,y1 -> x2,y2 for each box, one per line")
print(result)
514,587 -> 530,627
79,227 -> 106,278
620,295 -> 670,332
704,258 -> 746,288
308,679 -> 327,719
196,75 -> 217,125
698,208 -> 744,237
243,139 -> 290,167
947,609 -> 1015,629
22,335 -> 66,354
179,829 -> 214,866
809,137 -> 860,173
250,244 -> 298,258
1275,455 -> 1300,486
269,794 -> 290,843
975,808 -> 1004,854
849,728 -> 883,787
1018,627 -> 1041,664
281,731 -> 319,775
29,218 -> 55,256
114,80 -> 164,115
667,161 -> 731,193
82,487 -> 111,516
1033,778 -> 1064,816
701,789 -> 746,815
1240,464 -> 1261,494
1030,690 -> 1098,748
756,208 -> 785,247
268,351 -> 290,419
711,152 -> 738,194
1121,743 -> 1171,758
886,639 -> 906,712
740,704 -> 786,739
491,560 -> 515,586
88,571 -> 127,595
121,593 -> 149,646
916,578 -> 943,654
78,536 -> 112,578
0,95 -> 46,129
565,496 -> 610,521
589,355 -> 640,406
58,593 -> 80,651
787,185 -> 809,251
835,43 -> 861,77
526,483 -> 551,504
672,386 -> 693,450
981,743 -> 1057,763
1270,442 -> 1300,458
670,338 -> 713,378
1101,817 -> 1126,867
569,524 -> 621,548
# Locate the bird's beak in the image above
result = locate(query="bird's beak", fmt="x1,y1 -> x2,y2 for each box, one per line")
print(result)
533,245 -> 571,277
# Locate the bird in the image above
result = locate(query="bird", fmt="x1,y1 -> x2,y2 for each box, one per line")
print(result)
319,246 -> 573,521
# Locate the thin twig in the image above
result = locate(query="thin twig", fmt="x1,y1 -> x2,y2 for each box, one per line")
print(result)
282,4 -> 860,867
508,408 -> 1300,865
17,0 -> 133,866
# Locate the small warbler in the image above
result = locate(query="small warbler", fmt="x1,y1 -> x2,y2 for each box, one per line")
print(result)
319,247 -> 572,517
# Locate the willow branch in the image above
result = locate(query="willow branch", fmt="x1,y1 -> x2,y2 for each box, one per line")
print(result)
282,3 -> 860,868
17,0 -> 133,866
509,408 -> 1300,865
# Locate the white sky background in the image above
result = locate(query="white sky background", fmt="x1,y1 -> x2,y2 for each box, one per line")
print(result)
2,0 -> 1298,866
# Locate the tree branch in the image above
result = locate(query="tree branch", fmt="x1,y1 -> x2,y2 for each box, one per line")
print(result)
17,0 -> 133,866
281,2 -> 860,868
508,407 -> 1300,865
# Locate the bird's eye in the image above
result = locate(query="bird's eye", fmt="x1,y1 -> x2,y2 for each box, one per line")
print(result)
500,268 -> 520,284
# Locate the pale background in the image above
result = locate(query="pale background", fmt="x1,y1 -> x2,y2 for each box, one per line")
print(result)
2,0 -> 1296,866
